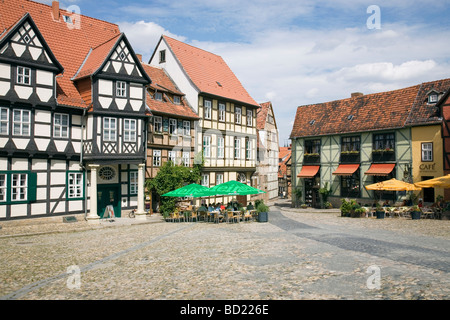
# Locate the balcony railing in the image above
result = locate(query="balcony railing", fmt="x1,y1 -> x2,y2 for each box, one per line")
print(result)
303,153 -> 320,164
372,149 -> 395,162
340,151 -> 360,163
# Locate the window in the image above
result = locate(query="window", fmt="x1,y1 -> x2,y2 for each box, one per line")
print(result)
11,173 -> 27,201
247,109 -> 253,126
67,172 -> 83,199
234,137 -> 241,159
154,116 -> 162,133
173,96 -> 181,105
54,113 -> 69,138
373,133 -> 395,151
203,135 -> 211,158
103,117 -> 116,141
0,108 -> 9,135
168,151 -> 176,165
268,114 -> 274,124
116,81 -> 126,97
0,174 -> 6,202
341,136 -> 360,152
341,170 -> 360,198
305,139 -> 321,155
153,150 -> 161,167
428,93 -> 438,104
17,66 -> 31,85
169,118 -> 177,135
204,100 -> 211,119
422,143 -> 433,162
124,119 -> 136,142
216,173 -> 223,185
235,107 -> 241,124
159,50 -> 166,63
183,120 -> 190,136
13,109 -> 30,136
129,171 -> 138,195
182,152 -> 190,167
201,174 -> 209,187
219,103 -> 226,122
246,138 -> 252,160
63,15 -> 73,24
217,136 -> 224,159
155,92 -> 163,101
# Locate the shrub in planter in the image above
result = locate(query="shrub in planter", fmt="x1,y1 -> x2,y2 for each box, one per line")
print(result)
375,203 -> 385,219
410,205 -> 421,220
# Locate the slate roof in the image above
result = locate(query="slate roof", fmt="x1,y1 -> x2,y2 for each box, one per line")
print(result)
142,63 -> 199,119
290,78 -> 450,139
162,35 -> 259,107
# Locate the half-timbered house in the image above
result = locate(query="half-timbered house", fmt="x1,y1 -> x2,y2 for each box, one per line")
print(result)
0,0 -> 151,220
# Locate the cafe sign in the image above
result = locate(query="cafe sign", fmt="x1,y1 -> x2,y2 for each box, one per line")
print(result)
419,163 -> 436,172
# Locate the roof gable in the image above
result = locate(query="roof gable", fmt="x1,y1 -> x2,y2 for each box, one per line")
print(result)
162,35 -> 258,107
0,13 -> 63,72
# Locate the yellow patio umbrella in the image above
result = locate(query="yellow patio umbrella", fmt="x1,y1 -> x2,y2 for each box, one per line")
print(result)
365,178 -> 422,191
414,174 -> 450,188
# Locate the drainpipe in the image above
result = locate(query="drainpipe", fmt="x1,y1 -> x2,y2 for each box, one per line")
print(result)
81,107 -> 87,220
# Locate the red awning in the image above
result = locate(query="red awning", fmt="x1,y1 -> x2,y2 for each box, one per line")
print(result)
365,163 -> 395,176
332,164 -> 360,176
297,165 -> 320,178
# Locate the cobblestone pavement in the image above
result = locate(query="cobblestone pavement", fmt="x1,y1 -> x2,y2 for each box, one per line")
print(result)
0,199 -> 449,300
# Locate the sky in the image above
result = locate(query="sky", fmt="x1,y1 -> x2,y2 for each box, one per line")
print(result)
38,0 -> 450,146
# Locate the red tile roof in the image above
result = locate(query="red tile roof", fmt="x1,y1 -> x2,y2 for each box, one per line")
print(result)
142,63 -> 199,119
290,78 -> 450,139
0,0 -> 122,108
257,101 -> 271,130
162,35 -> 259,107
278,146 -> 291,178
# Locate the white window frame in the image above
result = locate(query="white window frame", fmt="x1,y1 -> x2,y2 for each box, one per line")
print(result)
155,92 -> 163,101
216,173 -> 223,185
168,150 -> 176,165
247,109 -> 253,126
201,173 -> 209,187
54,113 -> 69,138
0,108 -> 9,135
17,66 -> 31,85
154,116 -> 162,133
173,96 -> 181,105
204,100 -> 212,120
428,93 -> 438,104
203,135 -> 211,158
234,137 -> 241,159
129,171 -> 138,195
183,120 -> 190,136
217,136 -> 224,159
235,107 -> 241,124
246,138 -> 252,160
422,142 -> 433,162
13,109 -> 30,136
182,151 -> 190,167
124,119 -> 136,142
11,173 -> 27,201
68,172 -> 83,199
219,103 -> 226,122
169,118 -> 177,135
116,81 -> 127,97
153,150 -> 161,167
0,173 -> 6,202
103,117 -> 117,142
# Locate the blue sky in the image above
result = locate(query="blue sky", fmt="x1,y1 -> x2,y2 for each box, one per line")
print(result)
39,0 -> 450,145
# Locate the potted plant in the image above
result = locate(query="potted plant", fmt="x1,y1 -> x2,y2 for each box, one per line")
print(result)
410,205 -> 421,220
256,201 -> 269,222
319,182 -> 331,209
340,198 -> 354,217
375,203 -> 385,219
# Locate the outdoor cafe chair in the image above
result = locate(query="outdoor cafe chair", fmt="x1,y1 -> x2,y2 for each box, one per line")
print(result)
189,211 -> 198,222
420,207 -> 434,219
243,210 -> 252,222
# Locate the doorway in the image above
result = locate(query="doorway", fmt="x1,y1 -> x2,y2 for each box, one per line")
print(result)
97,184 -> 121,218
421,176 -> 435,203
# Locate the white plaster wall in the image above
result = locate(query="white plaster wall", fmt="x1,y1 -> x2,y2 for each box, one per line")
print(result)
36,70 -> 53,86
98,79 -> 113,96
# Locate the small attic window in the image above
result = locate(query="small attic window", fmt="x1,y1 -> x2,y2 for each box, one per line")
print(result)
62,15 -> 73,24
119,52 -> 126,61
428,93 -> 438,104
23,35 -> 30,43
309,120 -> 315,125
347,115 -> 354,121
216,81 -> 222,87
173,96 -> 181,105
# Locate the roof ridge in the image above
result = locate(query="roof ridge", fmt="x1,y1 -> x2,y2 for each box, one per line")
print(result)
163,35 -> 222,59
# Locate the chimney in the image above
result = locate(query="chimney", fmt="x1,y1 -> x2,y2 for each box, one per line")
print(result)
351,92 -> 364,98
52,1 -> 60,20
136,54 -> 142,62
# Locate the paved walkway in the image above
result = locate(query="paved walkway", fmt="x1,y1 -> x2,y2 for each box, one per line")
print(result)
0,199 -> 448,300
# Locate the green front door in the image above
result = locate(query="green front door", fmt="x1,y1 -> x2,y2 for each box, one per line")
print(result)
97,184 -> 121,218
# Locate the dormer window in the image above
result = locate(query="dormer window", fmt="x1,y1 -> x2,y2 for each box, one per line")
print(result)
155,92 -> 163,101
428,93 -> 438,104
347,115 -> 354,121
63,15 -> 72,24
173,96 -> 181,105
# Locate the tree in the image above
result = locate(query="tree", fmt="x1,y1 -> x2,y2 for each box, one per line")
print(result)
146,152 -> 204,215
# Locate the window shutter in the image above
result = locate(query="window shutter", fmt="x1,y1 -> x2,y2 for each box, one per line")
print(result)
28,172 -> 37,202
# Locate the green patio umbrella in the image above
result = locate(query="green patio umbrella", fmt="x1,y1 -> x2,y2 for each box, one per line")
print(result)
208,180 -> 266,196
162,183 -> 213,198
